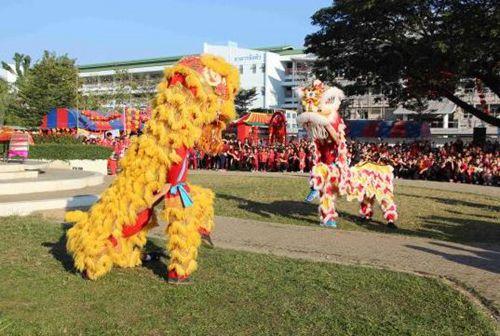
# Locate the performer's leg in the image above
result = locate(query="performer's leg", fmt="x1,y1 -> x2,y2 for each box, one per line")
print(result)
189,184 -> 215,246
359,196 -> 375,220
305,162 -> 328,202
66,222 -> 114,280
318,165 -> 340,227
109,209 -> 159,267
164,200 -> 201,284
66,211 -> 118,280
379,197 -> 398,228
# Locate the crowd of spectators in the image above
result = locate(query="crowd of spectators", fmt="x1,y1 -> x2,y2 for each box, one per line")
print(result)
353,139 -> 499,186
190,138 -> 499,186
33,129 -> 499,186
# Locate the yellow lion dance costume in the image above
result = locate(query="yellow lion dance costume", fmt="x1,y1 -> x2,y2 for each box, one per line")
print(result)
297,80 -> 398,229
65,55 -> 239,283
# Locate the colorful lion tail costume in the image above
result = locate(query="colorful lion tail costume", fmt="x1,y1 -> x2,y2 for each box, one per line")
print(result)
296,80 -> 398,229
65,54 -> 239,282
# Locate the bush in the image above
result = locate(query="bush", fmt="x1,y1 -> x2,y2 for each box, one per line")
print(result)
32,134 -> 82,145
29,144 -> 112,160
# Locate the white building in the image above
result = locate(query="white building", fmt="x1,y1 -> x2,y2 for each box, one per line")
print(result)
79,42 -> 312,111
77,42 -> 498,139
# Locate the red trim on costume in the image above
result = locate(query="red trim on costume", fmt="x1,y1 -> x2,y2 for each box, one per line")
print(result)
122,208 -> 153,238
167,146 -> 189,185
198,227 -> 210,236
108,235 -> 118,247
315,140 -> 338,165
169,73 -> 197,96
168,269 -> 190,280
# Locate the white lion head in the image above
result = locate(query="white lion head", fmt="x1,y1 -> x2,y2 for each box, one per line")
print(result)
296,80 -> 345,140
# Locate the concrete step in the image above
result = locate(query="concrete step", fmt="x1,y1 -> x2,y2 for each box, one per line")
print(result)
0,177 -> 112,216
0,163 -> 25,173
0,170 -> 39,180
0,160 -> 48,173
0,169 -> 105,196
0,195 -> 99,216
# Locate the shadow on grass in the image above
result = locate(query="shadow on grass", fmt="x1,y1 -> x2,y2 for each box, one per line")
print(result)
416,215 -> 500,244
140,240 -> 170,281
406,242 -> 500,274
41,223 -> 77,275
217,193 -> 318,225
42,224 -> 171,280
218,192 -> 500,244
218,192 -> 420,235
398,192 -> 500,212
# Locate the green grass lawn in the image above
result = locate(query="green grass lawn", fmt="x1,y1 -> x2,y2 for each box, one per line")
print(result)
189,174 -> 500,243
0,216 -> 496,336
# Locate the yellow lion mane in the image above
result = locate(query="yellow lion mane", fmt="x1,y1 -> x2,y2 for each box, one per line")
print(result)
65,54 -> 239,279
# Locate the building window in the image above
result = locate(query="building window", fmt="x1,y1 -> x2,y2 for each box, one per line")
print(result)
261,87 -> 265,95
239,65 -> 244,74
251,64 -> 257,74
260,64 -> 265,73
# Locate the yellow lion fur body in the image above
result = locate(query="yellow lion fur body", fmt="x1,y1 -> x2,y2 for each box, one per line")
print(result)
65,55 -> 238,280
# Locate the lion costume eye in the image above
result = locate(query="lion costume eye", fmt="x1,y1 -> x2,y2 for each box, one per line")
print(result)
203,68 -> 222,86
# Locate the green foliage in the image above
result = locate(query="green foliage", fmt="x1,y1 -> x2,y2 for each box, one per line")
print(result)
0,216 -> 495,335
29,144 -> 112,160
305,0 -> 500,126
13,51 -> 79,127
235,88 -> 258,116
32,134 -> 82,145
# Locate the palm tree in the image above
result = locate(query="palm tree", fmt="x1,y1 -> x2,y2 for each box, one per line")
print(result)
1,53 -> 31,79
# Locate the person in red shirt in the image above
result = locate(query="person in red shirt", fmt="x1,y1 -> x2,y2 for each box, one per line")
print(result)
259,148 -> 268,171
251,148 -> 259,172
101,132 -> 114,148
267,149 -> 275,171
220,140 -> 230,170
278,150 -> 288,172
188,148 -> 198,170
299,148 -> 306,173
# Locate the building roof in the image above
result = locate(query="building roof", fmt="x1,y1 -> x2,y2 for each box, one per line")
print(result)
78,45 -> 305,73
78,54 -> 189,73
393,99 -> 457,115
232,112 -> 272,127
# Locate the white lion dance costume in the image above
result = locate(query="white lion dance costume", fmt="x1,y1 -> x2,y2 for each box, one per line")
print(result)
297,80 -> 398,229
65,55 -> 239,283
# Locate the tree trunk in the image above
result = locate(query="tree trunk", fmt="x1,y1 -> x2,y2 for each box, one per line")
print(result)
477,74 -> 500,98
439,87 -> 500,127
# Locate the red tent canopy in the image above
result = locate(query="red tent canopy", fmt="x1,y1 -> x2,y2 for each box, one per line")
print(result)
231,112 -> 272,142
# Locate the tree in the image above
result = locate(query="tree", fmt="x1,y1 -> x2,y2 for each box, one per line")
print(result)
305,0 -> 500,127
235,88 -> 258,116
0,79 -> 13,125
1,52 -> 31,81
16,51 -> 78,126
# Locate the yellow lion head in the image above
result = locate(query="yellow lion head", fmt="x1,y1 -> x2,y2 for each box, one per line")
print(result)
149,54 -> 239,154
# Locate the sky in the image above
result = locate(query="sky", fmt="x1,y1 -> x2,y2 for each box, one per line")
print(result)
1,0 -> 331,66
